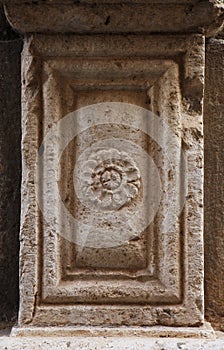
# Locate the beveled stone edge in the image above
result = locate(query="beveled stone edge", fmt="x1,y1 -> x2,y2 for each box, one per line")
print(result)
3,1 -> 224,37
1,336 -> 224,350
11,322 -> 215,338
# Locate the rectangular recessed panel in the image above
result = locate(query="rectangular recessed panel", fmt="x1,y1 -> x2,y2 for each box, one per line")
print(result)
41,56 -> 181,304
20,34 -> 204,326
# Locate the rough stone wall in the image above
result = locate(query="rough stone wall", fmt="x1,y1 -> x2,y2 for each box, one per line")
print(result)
0,6 -> 22,328
204,36 -> 224,331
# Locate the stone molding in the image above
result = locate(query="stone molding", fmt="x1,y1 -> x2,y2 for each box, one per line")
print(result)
17,33 -> 205,329
1,330 -> 224,350
1,0 -> 223,346
4,0 -> 224,37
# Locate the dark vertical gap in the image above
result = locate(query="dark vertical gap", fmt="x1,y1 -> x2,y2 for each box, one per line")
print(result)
0,6 -> 22,328
204,38 -> 224,331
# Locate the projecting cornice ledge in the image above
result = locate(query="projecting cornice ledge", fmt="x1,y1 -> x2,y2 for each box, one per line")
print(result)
3,0 -> 224,37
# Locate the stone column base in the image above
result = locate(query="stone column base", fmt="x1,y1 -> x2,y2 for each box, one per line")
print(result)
10,323 -> 215,338
1,327 -> 224,350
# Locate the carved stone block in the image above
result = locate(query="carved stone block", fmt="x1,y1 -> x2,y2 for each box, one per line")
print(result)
19,34 -> 204,328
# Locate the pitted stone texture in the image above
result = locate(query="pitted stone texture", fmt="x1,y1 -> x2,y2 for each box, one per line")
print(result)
18,34 -> 204,328
4,1 -> 224,37
0,332 -> 224,350
204,38 -> 224,331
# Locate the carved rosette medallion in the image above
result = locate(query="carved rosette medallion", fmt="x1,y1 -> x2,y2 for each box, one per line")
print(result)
77,149 -> 141,210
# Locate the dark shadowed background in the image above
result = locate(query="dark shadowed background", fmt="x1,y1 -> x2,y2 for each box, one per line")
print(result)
0,5 -> 22,328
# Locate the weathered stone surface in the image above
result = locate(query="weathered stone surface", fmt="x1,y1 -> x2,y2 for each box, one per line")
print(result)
0,330 -> 224,350
204,38 -> 224,331
16,33 -> 205,330
1,0 -> 223,345
0,3 -> 223,350
217,28 -> 224,38
0,6 -> 22,328
4,1 -> 224,37
10,323 -> 215,338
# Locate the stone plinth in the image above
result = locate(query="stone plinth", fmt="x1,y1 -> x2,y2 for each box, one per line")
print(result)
1,328 -> 224,350
13,33 -> 205,329
2,0 -> 224,346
